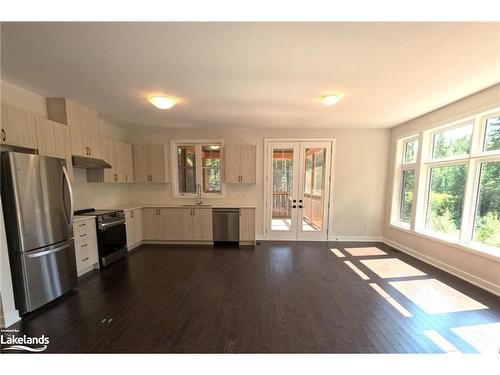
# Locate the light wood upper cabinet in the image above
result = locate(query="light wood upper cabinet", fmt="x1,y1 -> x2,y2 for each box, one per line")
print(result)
88,137 -> 134,183
0,105 -> 38,149
47,98 -> 102,159
224,144 -> 256,184
193,208 -> 213,241
133,144 -> 169,183
35,117 -> 73,181
120,142 -> 134,183
239,208 -> 256,242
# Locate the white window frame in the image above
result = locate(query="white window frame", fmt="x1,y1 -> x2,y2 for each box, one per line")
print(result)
170,139 -> 225,198
391,135 -> 418,229
390,107 -> 500,259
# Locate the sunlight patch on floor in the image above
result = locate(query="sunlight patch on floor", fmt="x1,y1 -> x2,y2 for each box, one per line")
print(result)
369,283 -> 412,317
451,322 -> 500,353
389,279 -> 488,314
344,261 -> 370,280
360,258 -> 426,279
345,247 -> 388,256
330,248 -> 345,257
423,330 -> 459,353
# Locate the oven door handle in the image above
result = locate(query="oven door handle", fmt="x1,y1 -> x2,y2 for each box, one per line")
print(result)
98,219 -> 125,230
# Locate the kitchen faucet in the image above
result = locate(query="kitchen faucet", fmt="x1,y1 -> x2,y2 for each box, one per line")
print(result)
196,184 -> 202,205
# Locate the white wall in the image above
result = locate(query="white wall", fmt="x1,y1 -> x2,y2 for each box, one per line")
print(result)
384,84 -> 500,296
126,127 -> 390,239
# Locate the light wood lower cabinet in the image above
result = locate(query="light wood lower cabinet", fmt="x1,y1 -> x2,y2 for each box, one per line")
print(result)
239,208 -> 256,242
73,218 -> 99,276
192,208 -> 213,241
142,208 -> 164,240
142,207 -> 212,241
125,209 -> 143,249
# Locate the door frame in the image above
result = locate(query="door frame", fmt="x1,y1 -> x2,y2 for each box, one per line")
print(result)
263,138 -> 337,241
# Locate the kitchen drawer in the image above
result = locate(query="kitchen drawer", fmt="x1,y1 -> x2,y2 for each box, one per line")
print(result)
74,220 -> 95,236
74,228 -> 97,247
73,218 -> 99,275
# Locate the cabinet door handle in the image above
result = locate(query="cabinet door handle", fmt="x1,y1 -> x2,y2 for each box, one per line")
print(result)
79,233 -> 87,237
125,174 -> 128,181
1,129 -> 6,142
89,147 -> 91,156
82,257 -> 89,261
80,243 -> 88,247
131,211 -> 134,218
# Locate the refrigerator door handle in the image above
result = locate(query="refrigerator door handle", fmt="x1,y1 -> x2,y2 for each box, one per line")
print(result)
27,240 -> 73,258
62,165 -> 74,226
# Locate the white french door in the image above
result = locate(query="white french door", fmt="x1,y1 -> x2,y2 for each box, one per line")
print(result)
265,140 -> 333,240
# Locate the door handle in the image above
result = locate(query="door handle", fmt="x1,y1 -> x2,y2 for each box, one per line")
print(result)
298,205 -> 303,209
292,205 -> 297,208
1,129 -> 6,142
292,199 -> 296,203
27,240 -> 73,258
62,165 -> 74,226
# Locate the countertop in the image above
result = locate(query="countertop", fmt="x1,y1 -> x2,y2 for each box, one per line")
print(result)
104,204 -> 257,211
73,215 -> 96,223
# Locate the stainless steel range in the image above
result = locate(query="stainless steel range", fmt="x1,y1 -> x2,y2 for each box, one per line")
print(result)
74,209 -> 127,267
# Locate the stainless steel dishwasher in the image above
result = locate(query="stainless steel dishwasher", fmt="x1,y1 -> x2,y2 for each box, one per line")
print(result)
212,208 -> 240,244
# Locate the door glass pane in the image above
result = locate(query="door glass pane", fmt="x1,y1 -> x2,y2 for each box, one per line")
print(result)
432,124 -> 473,160
483,116 -> 500,152
399,169 -> 415,225
473,161 -> 500,248
426,164 -> 468,238
177,145 -> 196,193
303,148 -> 326,231
272,148 -> 293,231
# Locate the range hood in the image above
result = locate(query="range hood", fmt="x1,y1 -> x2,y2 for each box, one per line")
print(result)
72,155 -> 112,169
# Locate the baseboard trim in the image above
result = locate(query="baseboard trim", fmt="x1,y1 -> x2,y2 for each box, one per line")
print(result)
329,236 -> 384,242
143,240 -> 214,245
127,241 -> 143,251
384,238 -> 500,297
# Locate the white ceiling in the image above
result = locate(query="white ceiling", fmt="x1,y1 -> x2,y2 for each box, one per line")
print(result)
1,22 -> 499,130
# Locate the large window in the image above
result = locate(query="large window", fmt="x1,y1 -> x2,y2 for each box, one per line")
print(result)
473,161 -> 500,247
426,164 -> 467,238
174,142 -> 223,196
392,109 -> 500,254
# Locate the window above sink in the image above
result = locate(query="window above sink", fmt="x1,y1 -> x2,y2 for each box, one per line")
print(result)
171,140 -> 225,199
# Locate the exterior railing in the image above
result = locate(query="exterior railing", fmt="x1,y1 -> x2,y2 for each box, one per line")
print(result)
272,192 -> 291,217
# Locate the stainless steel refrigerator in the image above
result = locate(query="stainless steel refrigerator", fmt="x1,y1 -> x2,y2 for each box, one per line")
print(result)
1,151 -> 77,314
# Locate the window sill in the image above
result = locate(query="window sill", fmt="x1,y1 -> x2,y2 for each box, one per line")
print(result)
388,224 -> 500,263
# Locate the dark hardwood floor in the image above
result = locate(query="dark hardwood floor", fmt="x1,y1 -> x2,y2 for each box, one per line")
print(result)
3,241 -> 500,353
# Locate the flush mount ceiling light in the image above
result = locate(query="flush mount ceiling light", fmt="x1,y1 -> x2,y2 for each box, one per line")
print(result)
147,96 -> 176,109
321,94 -> 342,106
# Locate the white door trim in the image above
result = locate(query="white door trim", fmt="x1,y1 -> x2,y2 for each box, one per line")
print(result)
263,138 -> 337,241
